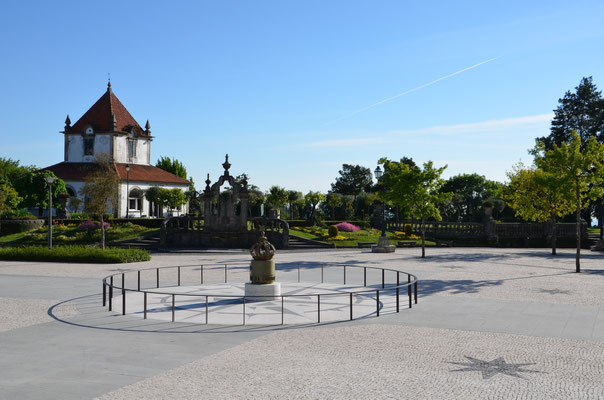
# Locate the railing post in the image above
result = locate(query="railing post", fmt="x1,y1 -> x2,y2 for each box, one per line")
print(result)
364,267 -> 367,287
414,280 -> 418,304
122,273 -> 125,289
281,296 -> 284,325
137,270 -> 140,291
102,283 -> 106,307
396,287 -> 400,312
350,292 -> 353,320
376,290 -> 380,317
344,265 -> 347,285
143,292 -> 147,319
205,295 -> 209,325
178,266 -> 181,286
109,283 -> 113,311
321,264 -> 324,283
201,265 -> 204,284
397,271 -> 400,287
408,274 -> 412,309
172,294 -> 175,322
297,265 -> 300,283
225,264 -> 227,283
317,295 -> 321,323
156,268 -> 159,288
242,297 -> 246,325
122,288 -> 126,315
381,269 -> 385,289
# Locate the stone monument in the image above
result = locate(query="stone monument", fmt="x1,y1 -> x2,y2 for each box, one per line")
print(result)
244,228 -> 281,300
371,235 -> 396,253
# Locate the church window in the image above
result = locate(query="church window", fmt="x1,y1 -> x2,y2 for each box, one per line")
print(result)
128,139 -> 136,159
84,137 -> 94,156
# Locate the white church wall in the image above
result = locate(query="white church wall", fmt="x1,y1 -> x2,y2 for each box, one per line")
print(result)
66,135 -> 84,162
119,182 -> 189,218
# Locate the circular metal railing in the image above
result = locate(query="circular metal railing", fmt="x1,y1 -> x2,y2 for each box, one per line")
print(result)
102,262 -> 418,325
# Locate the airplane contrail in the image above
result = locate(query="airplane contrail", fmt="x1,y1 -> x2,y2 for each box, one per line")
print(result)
325,56 -> 501,125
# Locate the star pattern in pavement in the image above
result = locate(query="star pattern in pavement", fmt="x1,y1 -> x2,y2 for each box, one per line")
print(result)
448,356 -> 540,379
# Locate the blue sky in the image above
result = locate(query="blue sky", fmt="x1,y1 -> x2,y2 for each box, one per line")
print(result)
1,1 -> 603,192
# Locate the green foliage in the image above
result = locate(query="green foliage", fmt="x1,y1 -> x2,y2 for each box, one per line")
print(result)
404,223 -> 413,235
331,164 -> 373,197
157,188 -> 188,210
328,225 -> 338,237
534,132 -> 604,270
304,191 -> 326,223
155,156 -> 188,179
266,186 -> 288,208
0,183 -> 22,214
326,193 -> 342,219
13,170 -> 67,211
287,190 -> 302,219
439,173 -> 503,222
1,209 -> 36,219
144,186 -> 162,204
535,77 -> 604,151
0,246 -> 150,263
0,158 -> 36,185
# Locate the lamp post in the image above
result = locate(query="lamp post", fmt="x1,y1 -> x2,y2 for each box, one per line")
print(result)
125,164 -> 130,218
374,166 -> 386,237
44,177 -> 56,249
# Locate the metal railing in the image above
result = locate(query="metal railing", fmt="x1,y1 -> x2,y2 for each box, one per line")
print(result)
102,263 -> 418,325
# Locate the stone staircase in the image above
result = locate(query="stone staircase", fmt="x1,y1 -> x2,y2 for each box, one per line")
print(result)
111,232 -> 160,250
287,235 -> 335,250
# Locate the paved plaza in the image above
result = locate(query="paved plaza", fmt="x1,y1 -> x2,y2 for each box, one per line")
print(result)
1,247 -> 604,399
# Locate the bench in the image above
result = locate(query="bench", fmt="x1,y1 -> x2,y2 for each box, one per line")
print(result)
435,240 -> 453,247
357,242 -> 375,248
397,240 -> 416,248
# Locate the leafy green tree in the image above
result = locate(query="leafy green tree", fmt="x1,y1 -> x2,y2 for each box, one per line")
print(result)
79,155 -> 120,249
535,77 -> 604,151
14,171 -> 67,216
326,193 -> 342,219
534,132 -> 604,272
377,158 -> 451,258
287,190 -> 302,219
158,188 -> 188,216
265,186 -> 288,217
439,173 -> 503,222
331,164 -> 373,200
304,191 -> 326,224
0,183 -> 22,215
0,158 -> 36,185
155,156 -> 188,179
505,164 -> 575,255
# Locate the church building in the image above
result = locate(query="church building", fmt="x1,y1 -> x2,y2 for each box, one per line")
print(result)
43,83 -> 189,218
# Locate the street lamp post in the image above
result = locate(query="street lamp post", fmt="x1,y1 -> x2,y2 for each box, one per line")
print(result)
374,166 -> 386,237
125,164 -> 130,218
44,177 -> 56,249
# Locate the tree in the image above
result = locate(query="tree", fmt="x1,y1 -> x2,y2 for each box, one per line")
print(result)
534,132 -> 604,272
79,156 -> 120,249
505,164 -> 575,255
265,186 -> 288,217
0,183 -> 22,215
325,193 -> 342,219
304,191 -> 326,224
185,177 -> 201,215
0,158 -> 36,185
13,171 -> 67,216
287,190 -> 302,219
331,164 -> 373,200
439,174 -> 502,222
155,156 -> 188,179
158,188 -> 188,216
535,77 -> 604,151
377,158 -> 451,258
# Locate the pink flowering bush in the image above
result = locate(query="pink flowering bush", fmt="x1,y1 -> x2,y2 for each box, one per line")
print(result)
335,222 -> 361,232
77,220 -> 110,232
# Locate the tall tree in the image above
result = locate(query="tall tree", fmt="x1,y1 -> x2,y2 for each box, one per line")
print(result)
79,155 -> 120,249
304,191 -> 326,224
534,132 -> 604,272
440,173 -> 502,222
331,164 -> 373,199
325,192 -> 342,219
0,183 -> 22,215
155,156 -> 188,179
13,171 -> 67,216
266,186 -> 288,217
377,158 -> 451,258
0,158 -> 36,185
505,164 -> 575,255
287,190 -> 302,219
535,77 -> 604,150
158,188 -> 188,216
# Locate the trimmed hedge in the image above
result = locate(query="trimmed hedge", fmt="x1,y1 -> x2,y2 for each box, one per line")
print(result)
285,220 -> 369,228
0,246 -> 151,263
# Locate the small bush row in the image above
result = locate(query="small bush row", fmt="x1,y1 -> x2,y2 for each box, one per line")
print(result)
0,246 -> 151,263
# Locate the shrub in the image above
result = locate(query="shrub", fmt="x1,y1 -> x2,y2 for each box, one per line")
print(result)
328,225 -> 338,237
404,224 -> 413,235
0,246 -> 150,263
1,210 -> 37,220
335,222 -> 361,232
77,220 -> 110,232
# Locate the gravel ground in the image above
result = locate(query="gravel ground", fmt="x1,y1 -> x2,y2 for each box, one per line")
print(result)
0,297 -> 78,332
96,324 -> 604,400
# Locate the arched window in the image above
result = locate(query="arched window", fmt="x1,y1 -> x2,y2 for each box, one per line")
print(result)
84,126 -> 94,156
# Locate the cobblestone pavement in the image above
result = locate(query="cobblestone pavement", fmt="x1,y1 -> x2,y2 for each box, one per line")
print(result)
0,247 -> 603,399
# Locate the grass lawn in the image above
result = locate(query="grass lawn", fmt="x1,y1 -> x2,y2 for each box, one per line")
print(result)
0,222 -> 159,246
588,227 -> 601,234
289,226 -> 435,247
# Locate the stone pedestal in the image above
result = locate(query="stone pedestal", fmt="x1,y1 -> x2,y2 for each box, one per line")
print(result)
250,259 -> 275,284
244,282 -> 281,301
371,235 -> 396,253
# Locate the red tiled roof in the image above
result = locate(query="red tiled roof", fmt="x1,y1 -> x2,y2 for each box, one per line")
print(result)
41,162 -> 189,185
68,84 -> 148,136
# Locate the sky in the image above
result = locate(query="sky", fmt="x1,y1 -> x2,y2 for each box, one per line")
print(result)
1,0 -> 603,193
